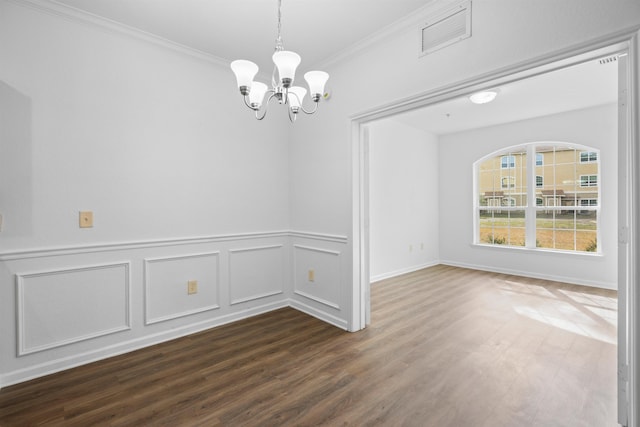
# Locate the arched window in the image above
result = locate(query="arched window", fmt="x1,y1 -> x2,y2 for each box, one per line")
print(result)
474,142 -> 600,253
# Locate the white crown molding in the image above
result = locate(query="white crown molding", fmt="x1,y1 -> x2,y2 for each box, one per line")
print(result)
6,0 -> 231,68
313,0 -> 455,70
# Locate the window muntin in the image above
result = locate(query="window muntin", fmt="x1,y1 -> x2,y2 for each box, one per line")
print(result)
475,143 -> 600,253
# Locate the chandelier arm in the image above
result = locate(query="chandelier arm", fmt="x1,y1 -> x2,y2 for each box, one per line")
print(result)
255,92 -> 278,120
287,106 -> 297,123
242,95 -> 253,110
299,101 -> 319,115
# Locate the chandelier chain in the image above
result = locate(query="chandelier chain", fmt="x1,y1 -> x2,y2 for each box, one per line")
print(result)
275,0 -> 283,51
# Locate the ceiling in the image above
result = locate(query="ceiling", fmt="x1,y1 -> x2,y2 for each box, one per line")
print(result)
52,0 -> 439,69
47,0 -> 618,135
392,56 -> 619,135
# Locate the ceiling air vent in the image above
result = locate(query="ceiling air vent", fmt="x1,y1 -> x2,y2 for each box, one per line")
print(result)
419,1 -> 471,57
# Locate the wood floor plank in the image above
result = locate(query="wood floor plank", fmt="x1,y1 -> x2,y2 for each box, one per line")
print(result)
0,265 -> 618,426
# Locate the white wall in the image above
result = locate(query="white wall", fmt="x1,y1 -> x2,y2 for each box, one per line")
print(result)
368,120 -> 439,281
0,0 -> 348,387
0,1 -> 289,250
2,0 -> 639,388
288,0 -> 640,328
439,104 -> 618,288
290,0 -> 640,237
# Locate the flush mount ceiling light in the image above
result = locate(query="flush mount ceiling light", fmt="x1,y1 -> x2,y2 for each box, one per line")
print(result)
230,0 -> 329,122
469,90 -> 499,104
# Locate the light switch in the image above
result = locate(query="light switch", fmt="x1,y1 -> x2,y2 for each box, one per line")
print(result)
79,211 -> 93,228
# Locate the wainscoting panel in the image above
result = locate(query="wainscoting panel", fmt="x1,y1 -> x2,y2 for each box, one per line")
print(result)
1,231 -> 350,388
293,245 -> 342,310
16,262 -> 131,356
229,245 -> 284,305
144,252 -> 220,325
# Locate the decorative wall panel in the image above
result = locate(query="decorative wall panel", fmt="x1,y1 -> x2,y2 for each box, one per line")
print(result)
16,262 -> 131,356
293,245 -> 341,310
144,252 -> 220,324
229,245 -> 284,305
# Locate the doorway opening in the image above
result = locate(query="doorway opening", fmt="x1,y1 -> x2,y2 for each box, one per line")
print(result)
351,35 -> 637,426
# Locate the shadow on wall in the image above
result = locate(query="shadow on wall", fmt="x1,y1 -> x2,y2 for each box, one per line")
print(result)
0,81 -> 32,243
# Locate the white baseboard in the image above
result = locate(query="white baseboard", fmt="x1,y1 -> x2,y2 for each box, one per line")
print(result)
0,300 -> 288,389
370,261 -> 440,283
439,260 -> 617,290
288,299 -> 349,331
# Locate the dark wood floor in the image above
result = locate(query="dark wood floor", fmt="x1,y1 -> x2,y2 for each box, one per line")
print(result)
0,265 -> 618,426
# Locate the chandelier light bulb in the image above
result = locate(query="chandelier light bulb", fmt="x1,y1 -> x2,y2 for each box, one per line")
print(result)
230,60 -> 259,95
272,51 -> 301,87
304,71 -> 329,102
248,82 -> 269,109
288,86 -> 307,109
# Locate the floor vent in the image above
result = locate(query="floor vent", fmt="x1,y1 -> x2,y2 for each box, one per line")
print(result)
420,1 -> 471,57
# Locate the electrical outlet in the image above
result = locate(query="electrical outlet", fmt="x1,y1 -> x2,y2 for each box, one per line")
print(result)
79,211 -> 93,228
308,269 -> 315,282
187,280 -> 198,295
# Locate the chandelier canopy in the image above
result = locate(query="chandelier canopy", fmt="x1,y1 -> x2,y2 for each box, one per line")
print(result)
230,0 -> 329,122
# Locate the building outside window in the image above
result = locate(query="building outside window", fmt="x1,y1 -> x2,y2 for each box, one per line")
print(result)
580,174 -> 598,187
580,151 -> 598,163
501,155 -> 516,169
475,143 -> 599,253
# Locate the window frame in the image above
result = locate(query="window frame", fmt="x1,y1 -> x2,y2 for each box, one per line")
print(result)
474,142 -> 601,254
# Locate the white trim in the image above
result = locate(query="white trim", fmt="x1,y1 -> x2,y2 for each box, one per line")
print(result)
227,244 -> 285,305
288,299 -> 348,331
143,252 -> 221,325
351,29 -> 639,426
16,262 -> 131,356
314,0 -> 445,69
350,27 -> 639,123
370,261 -> 440,283
0,299 -> 288,389
230,290 -> 284,306
228,244 -> 284,254
440,260 -> 616,290
6,0 -> 229,67
293,290 -> 340,310
292,244 -> 341,257
0,230 -> 344,261
289,230 -> 348,243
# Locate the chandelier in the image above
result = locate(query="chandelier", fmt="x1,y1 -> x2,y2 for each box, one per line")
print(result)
230,0 -> 329,122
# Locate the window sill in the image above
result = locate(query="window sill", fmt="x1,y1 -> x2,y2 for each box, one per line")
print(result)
471,243 -> 604,258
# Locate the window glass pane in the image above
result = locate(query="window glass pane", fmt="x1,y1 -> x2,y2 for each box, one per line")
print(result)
536,209 -> 597,252
478,149 -> 527,208
479,209 -> 525,247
